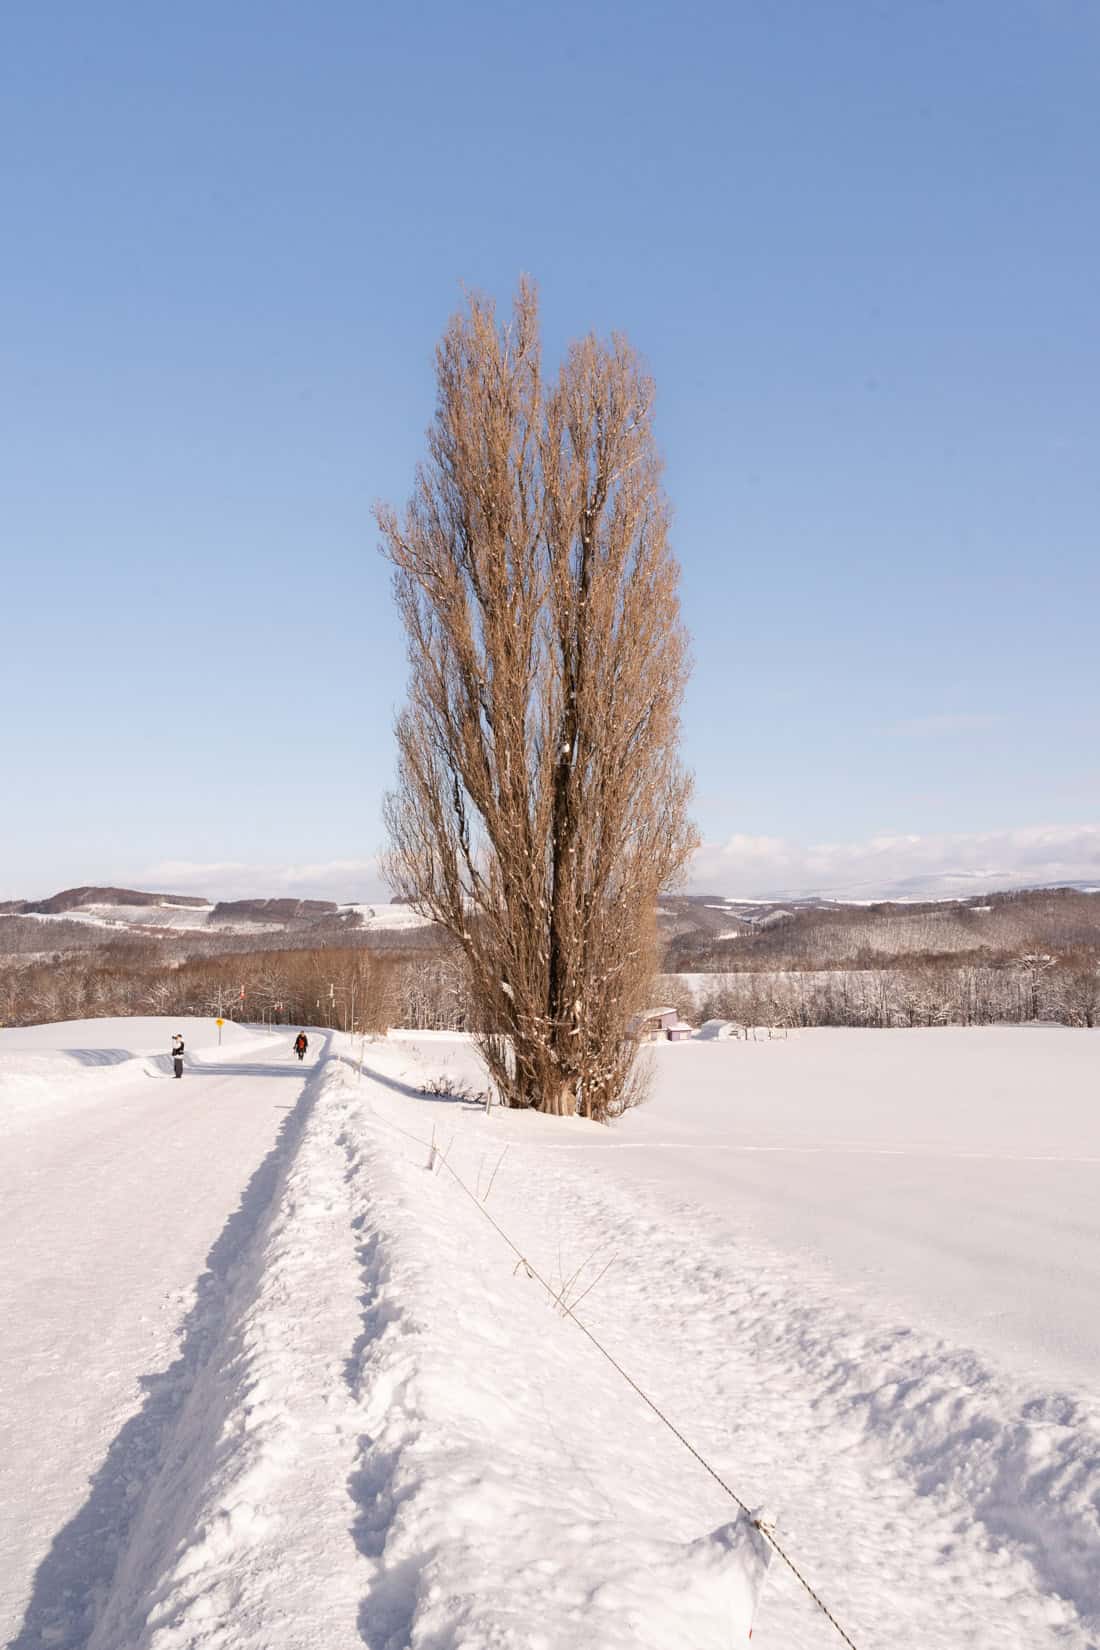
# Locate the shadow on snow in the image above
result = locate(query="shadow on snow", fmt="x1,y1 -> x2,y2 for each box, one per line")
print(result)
7,1038 -> 332,1650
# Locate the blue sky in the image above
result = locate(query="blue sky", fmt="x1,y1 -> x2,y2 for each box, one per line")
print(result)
2,0 -> 1098,901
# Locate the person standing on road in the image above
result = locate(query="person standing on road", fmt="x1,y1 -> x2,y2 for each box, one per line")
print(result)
293,1032 -> 308,1062
171,1033 -> 185,1079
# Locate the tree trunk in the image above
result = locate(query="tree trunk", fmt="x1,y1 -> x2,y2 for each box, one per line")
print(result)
542,1080 -> 576,1117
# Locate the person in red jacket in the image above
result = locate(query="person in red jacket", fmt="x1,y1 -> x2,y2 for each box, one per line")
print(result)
293,1032 -> 308,1062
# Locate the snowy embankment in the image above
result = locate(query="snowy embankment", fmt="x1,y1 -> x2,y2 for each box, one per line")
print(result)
68,1051 -> 773,1650
0,1017 -> 275,1135
4,1023 -> 1099,1647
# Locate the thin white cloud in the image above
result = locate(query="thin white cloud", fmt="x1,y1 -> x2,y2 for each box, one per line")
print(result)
135,857 -> 390,903
129,826 -> 1100,906
689,824 -> 1100,900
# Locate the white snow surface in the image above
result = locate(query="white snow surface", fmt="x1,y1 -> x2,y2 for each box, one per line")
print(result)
696,1018 -> 740,1039
20,901 -> 431,936
1,1020 -> 1098,1648
0,1017 -> 274,1135
340,904 -> 436,931
24,903 -> 214,932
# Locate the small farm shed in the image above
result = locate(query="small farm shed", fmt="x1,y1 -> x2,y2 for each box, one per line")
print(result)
629,1007 -> 694,1042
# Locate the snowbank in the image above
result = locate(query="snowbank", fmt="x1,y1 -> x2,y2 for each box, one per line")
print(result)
82,1054 -> 775,1650
342,1031 -> 1100,1647
0,1015 -> 267,1053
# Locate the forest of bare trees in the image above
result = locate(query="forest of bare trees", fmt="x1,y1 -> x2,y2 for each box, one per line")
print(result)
662,954 -> 1100,1030
0,943 -> 472,1036
1,923 -> 1095,1038
378,281 -> 696,1118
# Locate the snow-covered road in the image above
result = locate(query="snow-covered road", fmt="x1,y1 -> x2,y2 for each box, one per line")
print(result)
0,1019 -> 314,1647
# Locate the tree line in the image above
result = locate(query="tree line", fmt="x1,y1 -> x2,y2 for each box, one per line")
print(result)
0,945 -> 471,1036
4,935 -> 1095,1040
664,952 -> 1100,1029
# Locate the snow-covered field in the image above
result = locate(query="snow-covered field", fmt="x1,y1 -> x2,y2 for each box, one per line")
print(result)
20,903 -> 215,932
339,903 -> 437,932
14,898 -> 435,937
2,1021 -> 1097,1648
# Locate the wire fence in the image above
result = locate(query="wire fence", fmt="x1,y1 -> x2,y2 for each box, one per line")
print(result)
339,1047 -> 863,1649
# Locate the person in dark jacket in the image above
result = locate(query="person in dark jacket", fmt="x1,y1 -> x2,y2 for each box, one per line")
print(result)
171,1033 -> 185,1078
293,1032 -> 308,1062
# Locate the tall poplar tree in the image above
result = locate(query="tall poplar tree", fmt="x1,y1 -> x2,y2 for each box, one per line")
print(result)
378,281 -> 696,1118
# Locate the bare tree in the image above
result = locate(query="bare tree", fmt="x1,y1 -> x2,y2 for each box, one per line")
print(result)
378,281 -> 697,1118
1019,951 -> 1058,1020
1052,954 -> 1100,1028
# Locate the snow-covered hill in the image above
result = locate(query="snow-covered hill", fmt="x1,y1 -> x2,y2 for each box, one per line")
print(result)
2,1021 -> 1097,1647
17,900 -> 216,932
339,902 -> 439,932
0,886 -> 437,956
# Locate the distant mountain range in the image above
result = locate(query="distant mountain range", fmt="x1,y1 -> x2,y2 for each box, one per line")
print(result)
0,886 -> 434,959
2,880 -> 1097,974
711,873 -> 1100,904
658,885 -> 1100,972
0,885 -> 208,916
